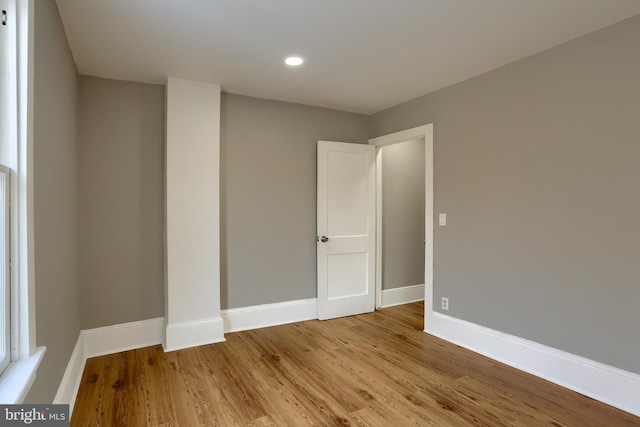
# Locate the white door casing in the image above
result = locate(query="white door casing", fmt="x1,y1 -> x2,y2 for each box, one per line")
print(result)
317,141 -> 376,320
368,124 -> 434,331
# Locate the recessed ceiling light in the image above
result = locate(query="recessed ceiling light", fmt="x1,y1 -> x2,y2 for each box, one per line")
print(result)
284,56 -> 304,67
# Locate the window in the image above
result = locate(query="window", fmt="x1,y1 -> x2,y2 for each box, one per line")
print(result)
0,0 -> 44,403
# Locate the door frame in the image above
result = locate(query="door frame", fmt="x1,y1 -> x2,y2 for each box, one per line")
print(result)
368,124 -> 433,329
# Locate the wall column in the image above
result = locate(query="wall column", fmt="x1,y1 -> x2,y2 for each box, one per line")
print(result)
163,77 -> 224,351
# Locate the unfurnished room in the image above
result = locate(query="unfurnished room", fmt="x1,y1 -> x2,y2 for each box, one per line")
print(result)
0,0 -> 639,425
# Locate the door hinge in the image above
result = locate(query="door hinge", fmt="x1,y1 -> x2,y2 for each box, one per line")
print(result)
2,10 -> 7,26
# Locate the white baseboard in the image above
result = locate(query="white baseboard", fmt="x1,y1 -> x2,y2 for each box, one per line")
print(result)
53,337 -> 85,414
56,298 -> 320,411
381,284 -> 425,308
163,316 -> 225,352
57,290 -> 640,418
222,298 -> 318,333
83,317 -> 165,358
424,284 -> 640,417
54,318 -> 165,413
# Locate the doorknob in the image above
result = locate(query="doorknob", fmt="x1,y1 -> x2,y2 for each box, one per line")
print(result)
320,236 -> 329,243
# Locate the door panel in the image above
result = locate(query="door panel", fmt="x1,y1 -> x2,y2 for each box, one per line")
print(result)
327,253 -> 368,299
317,141 -> 375,320
327,151 -> 369,236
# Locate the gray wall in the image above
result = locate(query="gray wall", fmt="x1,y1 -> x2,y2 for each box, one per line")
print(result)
78,76 -> 165,329
220,94 -> 369,309
381,139 -> 425,290
27,0 -> 80,403
369,14 -> 640,374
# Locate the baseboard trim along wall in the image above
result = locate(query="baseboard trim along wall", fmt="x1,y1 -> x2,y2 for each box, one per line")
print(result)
52,337 -> 85,414
163,317 -> 226,352
54,298 -> 319,412
85,317 -> 165,358
381,284 -> 425,308
221,298 -> 318,333
57,292 -> 639,417
53,317 -> 166,414
424,284 -> 640,417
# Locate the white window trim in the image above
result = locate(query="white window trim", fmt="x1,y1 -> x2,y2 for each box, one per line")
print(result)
0,0 -> 44,404
0,165 -> 10,374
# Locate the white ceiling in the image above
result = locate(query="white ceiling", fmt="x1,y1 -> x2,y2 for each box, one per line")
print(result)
55,0 -> 640,114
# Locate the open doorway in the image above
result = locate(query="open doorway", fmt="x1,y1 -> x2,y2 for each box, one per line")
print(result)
376,138 -> 425,308
369,124 -> 433,332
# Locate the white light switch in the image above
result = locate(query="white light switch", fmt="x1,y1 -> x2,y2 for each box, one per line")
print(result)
439,213 -> 447,226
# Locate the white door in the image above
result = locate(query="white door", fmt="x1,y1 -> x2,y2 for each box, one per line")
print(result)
317,141 -> 376,320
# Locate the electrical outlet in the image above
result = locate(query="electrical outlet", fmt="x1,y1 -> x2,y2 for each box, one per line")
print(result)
441,297 -> 449,311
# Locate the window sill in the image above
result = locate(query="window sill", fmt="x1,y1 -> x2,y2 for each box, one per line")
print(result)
0,347 -> 46,403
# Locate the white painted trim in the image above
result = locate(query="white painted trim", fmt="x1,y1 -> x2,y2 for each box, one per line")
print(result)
163,316 -> 225,352
0,345 -> 43,404
0,0 -> 40,402
7,0 -> 37,366
222,298 -> 318,333
381,284 -> 425,308
375,148 -> 383,309
369,123 -> 434,331
424,283 -> 640,417
369,124 -> 433,147
54,319 -> 165,411
17,0 -> 36,360
53,337 -> 84,414
83,317 -> 164,359
57,294 -> 640,418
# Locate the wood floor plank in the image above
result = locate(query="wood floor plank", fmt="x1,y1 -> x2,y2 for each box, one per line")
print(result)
71,303 -> 639,426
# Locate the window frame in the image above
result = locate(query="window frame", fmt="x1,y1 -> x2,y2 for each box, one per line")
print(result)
0,0 -> 44,404
0,165 -> 9,374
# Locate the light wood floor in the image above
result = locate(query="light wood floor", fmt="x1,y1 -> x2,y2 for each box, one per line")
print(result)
72,302 -> 639,426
